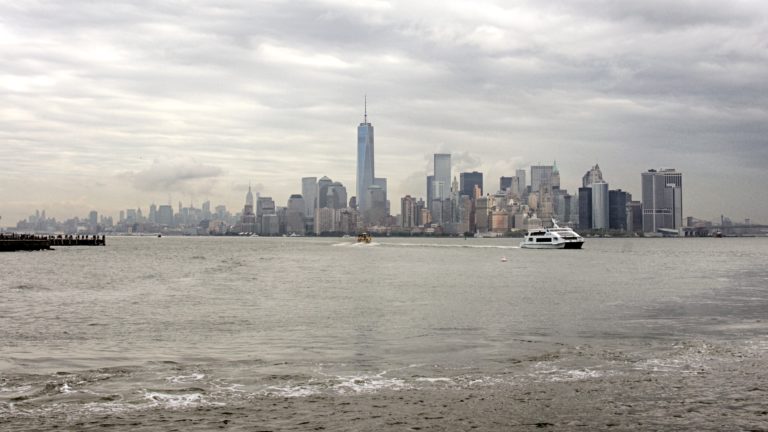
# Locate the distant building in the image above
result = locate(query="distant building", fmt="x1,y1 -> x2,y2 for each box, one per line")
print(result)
157,205 -> 174,226
426,175 -> 434,209
401,195 -> 417,228
302,177 -> 317,215
515,169 -> 526,198
433,154 -> 451,201
356,101 -> 375,213
286,194 -> 305,235
499,176 -> 513,192
530,165 -> 554,193
314,207 -> 335,234
626,200 -> 643,232
642,169 -> 683,233
582,164 -> 604,187
591,182 -> 609,230
460,171 -> 483,197
608,189 -> 631,231
578,187 -> 592,230
475,196 -> 490,232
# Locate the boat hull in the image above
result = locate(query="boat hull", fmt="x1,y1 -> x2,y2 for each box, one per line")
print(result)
563,241 -> 584,249
520,242 -> 565,249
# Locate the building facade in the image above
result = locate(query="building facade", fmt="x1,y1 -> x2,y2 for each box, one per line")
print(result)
642,169 -> 683,233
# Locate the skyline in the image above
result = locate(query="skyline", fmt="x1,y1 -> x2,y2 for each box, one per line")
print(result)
2,0 -> 768,224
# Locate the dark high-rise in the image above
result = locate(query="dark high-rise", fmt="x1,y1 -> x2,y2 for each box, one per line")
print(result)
460,171 -> 483,197
609,189 -> 631,231
578,187 -> 593,230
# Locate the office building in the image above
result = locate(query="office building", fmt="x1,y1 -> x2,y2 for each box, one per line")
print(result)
582,164 -> 604,187
516,169 -> 526,198
401,195 -> 417,228
460,171 -> 483,197
591,181 -> 609,230
301,177 -> 317,215
356,99 -> 375,213
433,154 -> 451,201
642,169 -> 683,233
426,175 -> 434,209
608,189 -> 631,231
577,187 -> 592,231
530,165 -> 554,193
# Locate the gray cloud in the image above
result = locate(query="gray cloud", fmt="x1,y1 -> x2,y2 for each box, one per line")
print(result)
0,0 -> 767,223
123,160 -> 224,193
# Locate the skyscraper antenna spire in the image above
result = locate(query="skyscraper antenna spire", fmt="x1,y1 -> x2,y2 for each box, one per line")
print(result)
364,94 -> 367,123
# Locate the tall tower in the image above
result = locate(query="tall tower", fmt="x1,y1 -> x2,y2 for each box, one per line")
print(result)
246,183 -> 254,207
356,96 -> 375,213
433,153 -> 451,201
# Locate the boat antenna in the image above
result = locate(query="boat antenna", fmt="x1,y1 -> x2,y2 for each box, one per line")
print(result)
364,94 -> 367,124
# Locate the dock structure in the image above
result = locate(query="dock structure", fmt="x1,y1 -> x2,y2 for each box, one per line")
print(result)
0,234 -> 106,252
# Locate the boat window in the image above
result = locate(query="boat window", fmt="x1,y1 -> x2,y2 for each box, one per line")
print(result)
536,238 -> 552,242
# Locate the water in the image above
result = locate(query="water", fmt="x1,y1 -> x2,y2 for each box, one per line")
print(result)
1,237 -> 767,430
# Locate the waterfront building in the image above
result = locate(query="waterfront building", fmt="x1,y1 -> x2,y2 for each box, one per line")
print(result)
642,168 -> 683,233
608,189 -> 631,231
314,207 -> 335,234
578,187 -> 592,230
420,208 -> 432,225
356,99 -> 375,213
458,195 -> 472,233
366,185 -> 387,226
591,181 -> 609,230
460,171 -> 483,197
475,196 -> 490,232
337,208 -> 358,234
286,194 -> 305,235
301,177 -> 317,215
261,213 -> 279,235
626,200 -> 643,232
490,209 -> 509,233
401,195 -> 417,228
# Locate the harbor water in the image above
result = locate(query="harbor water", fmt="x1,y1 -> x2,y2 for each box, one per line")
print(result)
1,237 -> 767,430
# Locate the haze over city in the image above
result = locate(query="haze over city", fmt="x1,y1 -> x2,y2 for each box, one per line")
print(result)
2,0 -> 767,225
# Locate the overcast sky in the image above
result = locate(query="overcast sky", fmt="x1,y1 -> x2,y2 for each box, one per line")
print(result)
1,0 -> 767,225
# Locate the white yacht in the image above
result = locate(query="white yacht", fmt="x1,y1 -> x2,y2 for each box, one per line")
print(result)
520,221 -> 585,249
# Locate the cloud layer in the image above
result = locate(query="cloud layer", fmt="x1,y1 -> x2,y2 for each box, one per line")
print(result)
1,0 -> 767,223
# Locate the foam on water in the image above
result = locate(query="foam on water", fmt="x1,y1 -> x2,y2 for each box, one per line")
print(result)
167,373 -> 205,383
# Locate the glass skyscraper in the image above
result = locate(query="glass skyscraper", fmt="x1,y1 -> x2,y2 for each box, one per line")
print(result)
433,154 -> 451,201
356,103 -> 375,213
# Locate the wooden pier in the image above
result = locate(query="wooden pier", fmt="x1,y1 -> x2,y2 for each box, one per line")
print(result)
0,234 -> 105,252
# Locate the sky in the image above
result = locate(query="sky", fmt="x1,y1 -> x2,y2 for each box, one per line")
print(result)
1,0 -> 767,225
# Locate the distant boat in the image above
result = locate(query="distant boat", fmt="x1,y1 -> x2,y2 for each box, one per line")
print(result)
157,234 -> 162,238
520,220 -> 584,249
501,256 -> 508,262
357,232 -> 372,244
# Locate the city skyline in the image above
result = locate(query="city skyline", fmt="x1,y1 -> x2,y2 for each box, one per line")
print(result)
2,1 -> 767,225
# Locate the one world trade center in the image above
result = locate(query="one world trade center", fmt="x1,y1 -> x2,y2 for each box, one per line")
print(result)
356,97 -> 374,214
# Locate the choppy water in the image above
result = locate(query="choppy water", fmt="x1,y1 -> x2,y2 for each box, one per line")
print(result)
1,237 -> 767,430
